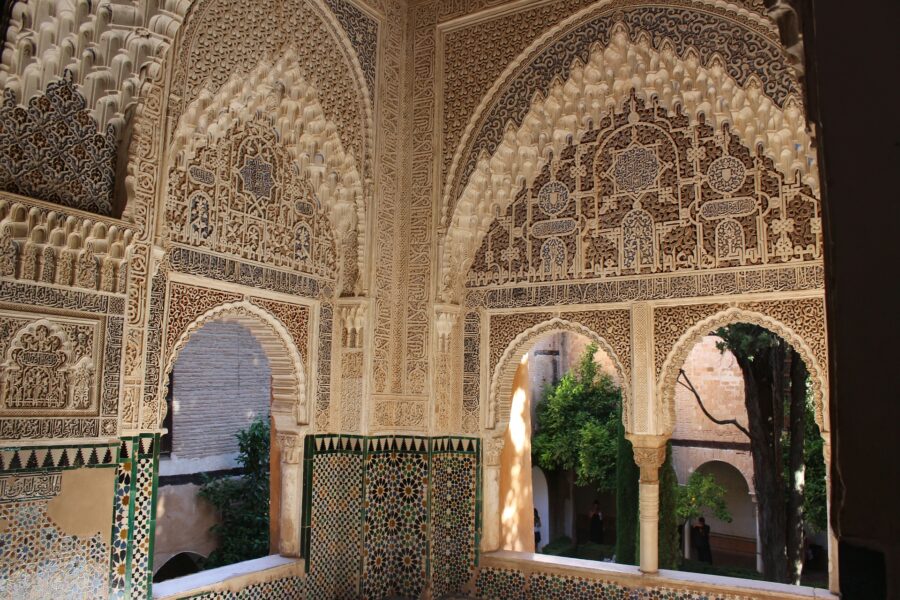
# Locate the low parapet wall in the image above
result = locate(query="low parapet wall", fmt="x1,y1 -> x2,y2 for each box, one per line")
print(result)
475,551 -> 837,600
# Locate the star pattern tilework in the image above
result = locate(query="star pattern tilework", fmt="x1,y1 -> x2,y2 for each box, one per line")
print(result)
431,438 -> 479,598
362,438 -> 429,599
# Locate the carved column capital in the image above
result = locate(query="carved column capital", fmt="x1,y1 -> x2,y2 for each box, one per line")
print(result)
628,434 -> 668,483
434,303 -> 461,352
336,297 -> 369,349
276,431 -> 304,464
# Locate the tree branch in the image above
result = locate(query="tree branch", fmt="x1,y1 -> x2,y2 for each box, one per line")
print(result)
677,369 -> 751,439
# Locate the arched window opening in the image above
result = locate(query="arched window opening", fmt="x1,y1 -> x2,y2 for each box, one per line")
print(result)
154,320 -> 274,583
669,326 -> 830,588
153,551 -> 206,583
497,330 -> 633,565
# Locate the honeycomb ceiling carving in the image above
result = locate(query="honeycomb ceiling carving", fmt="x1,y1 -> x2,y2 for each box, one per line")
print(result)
0,0 -> 182,134
171,49 -> 366,275
440,27 -> 817,299
169,0 -> 374,179
1,0 -> 376,137
0,0 -> 376,218
441,1 -> 812,232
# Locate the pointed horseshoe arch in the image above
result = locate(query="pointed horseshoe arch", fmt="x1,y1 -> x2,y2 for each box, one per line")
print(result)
160,301 -> 309,431
486,317 -> 631,436
657,306 -> 829,437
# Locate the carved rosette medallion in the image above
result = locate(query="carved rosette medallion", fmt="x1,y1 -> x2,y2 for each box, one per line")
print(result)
708,155 -> 747,193
538,181 -> 570,216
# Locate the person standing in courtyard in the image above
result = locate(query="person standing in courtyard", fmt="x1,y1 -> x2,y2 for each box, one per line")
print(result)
693,516 -> 713,564
589,500 -> 604,544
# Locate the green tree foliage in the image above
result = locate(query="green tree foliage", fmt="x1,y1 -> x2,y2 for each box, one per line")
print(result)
614,409 -> 639,565
532,343 -> 622,490
658,444 -> 682,569
715,323 -> 826,584
802,399 -> 827,533
199,417 -> 271,568
779,389 -> 827,532
676,471 -> 732,523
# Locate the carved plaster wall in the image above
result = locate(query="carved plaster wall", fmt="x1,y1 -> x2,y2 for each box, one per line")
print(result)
444,48 -> 817,301
459,93 -> 821,297
0,280 -> 124,440
441,1 -> 810,240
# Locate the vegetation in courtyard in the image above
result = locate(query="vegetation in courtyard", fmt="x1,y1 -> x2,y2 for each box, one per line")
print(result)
676,471 -> 732,523
199,417 -> 271,568
532,344 -> 644,565
542,536 -> 615,561
714,324 -> 826,585
532,344 -> 624,544
614,406 -> 639,565
532,343 -> 621,491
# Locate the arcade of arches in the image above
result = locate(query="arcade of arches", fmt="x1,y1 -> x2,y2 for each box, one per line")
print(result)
0,0 -> 882,597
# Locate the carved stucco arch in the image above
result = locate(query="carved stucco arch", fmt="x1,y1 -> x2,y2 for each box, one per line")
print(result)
160,300 -> 308,433
121,0 -> 374,253
166,51 -> 366,290
166,0 -> 374,174
440,9 -> 814,301
486,317 -> 631,439
657,306 -> 828,438
442,0 -> 806,224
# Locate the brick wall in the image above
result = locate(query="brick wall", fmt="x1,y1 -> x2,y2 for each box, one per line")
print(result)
163,321 -> 272,474
671,334 -> 756,516
673,335 -> 749,445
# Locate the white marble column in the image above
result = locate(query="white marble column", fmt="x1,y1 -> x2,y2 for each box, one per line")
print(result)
629,434 -> 668,574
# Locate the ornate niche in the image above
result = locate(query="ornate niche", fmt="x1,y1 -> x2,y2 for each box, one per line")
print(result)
0,313 -> 103,436
467,95 -> 822,289
167,119 -> 338,284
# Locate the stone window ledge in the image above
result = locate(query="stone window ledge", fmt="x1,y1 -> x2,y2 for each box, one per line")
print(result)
152,554 -> 302,599
482,551 -> 838,599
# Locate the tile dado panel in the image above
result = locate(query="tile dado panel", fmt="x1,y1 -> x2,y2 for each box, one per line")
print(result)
431,438 -> 480,599
303,435 -> 365,599
109,435 -> 160,600
362,437 -> 429,599
0,440 -> 120,599
303,435 -> 480,600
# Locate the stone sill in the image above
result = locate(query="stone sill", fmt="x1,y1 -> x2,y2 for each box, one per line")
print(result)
152,554 -> 302,599
482,551 -> 839,599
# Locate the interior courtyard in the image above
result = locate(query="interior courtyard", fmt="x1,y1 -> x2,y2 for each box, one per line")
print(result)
0,0 -> 896,598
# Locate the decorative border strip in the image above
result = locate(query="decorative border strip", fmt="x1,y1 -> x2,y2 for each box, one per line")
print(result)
108,434 -> 160,600
466,264 -> 825,309
0,441 -> 119,472
169,247 -> 323,299
0,471 -> 63,502
0,279 -> 124,315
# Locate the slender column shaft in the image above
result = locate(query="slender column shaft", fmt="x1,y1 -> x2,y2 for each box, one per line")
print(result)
279,461 -> 301,557
639,480 -> 660,573
482,465 -> 501,551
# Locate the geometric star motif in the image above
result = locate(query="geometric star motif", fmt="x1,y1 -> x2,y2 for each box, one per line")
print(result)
239,156 -> 274,201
